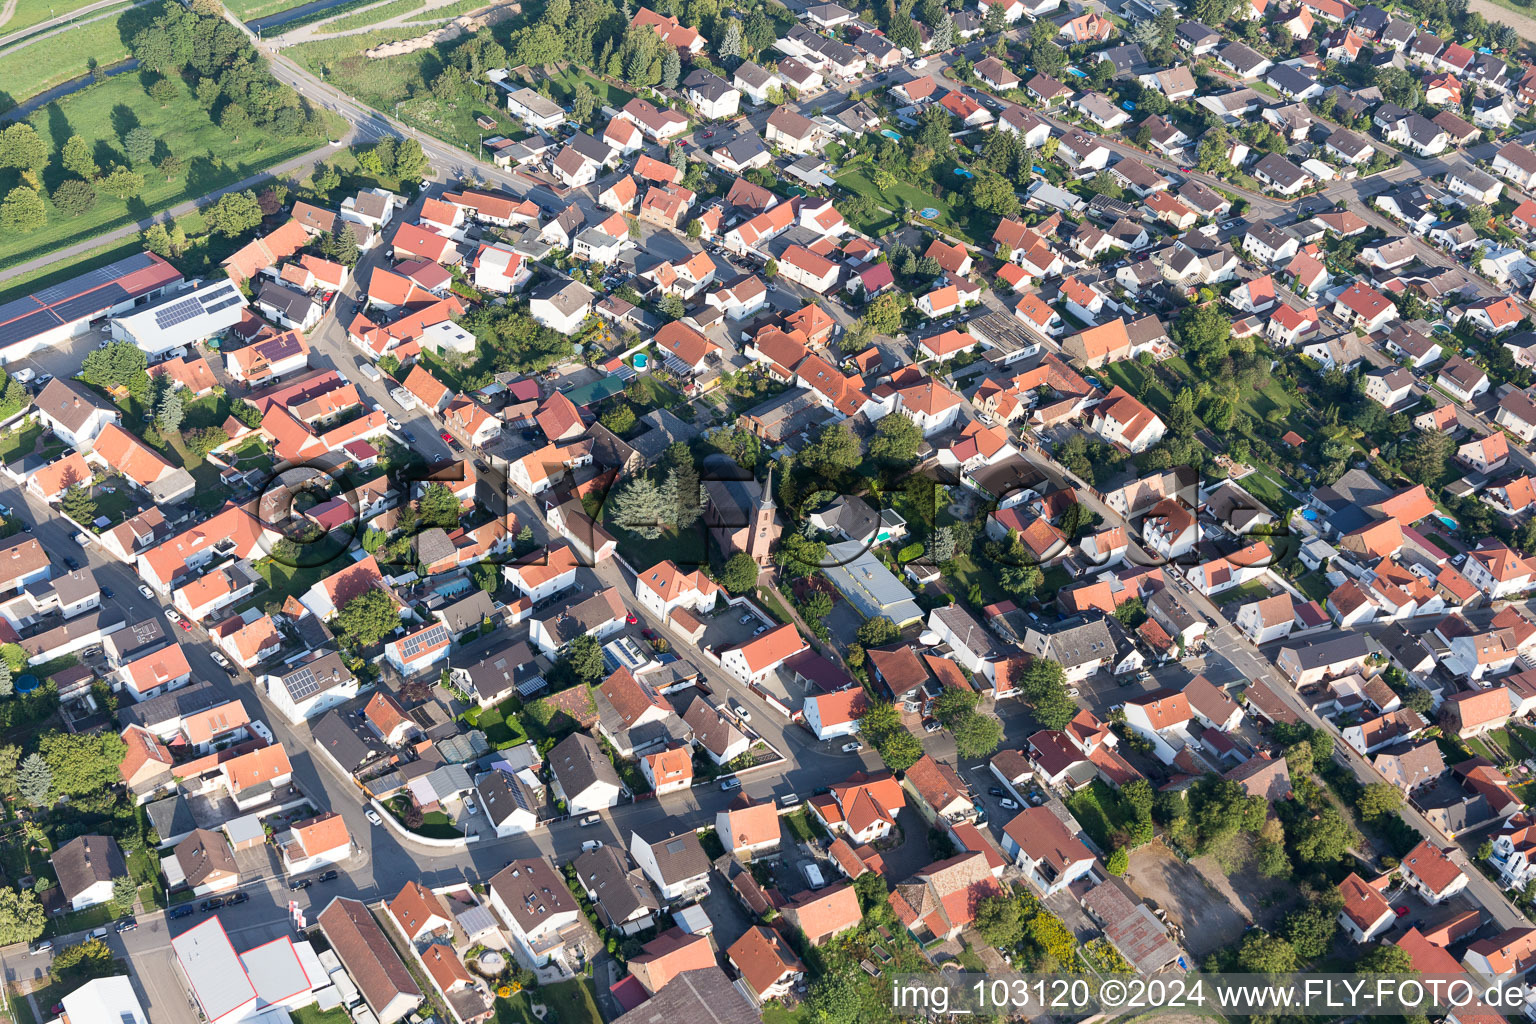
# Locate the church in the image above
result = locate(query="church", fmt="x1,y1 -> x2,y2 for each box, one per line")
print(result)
703,466 -> 781,566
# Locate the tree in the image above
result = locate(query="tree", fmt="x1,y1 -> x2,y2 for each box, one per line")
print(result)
203,189 -> 263,237
968,171 -> 1020,219
0,888 -> 45,946
857,616 -> 899,647
51,939 -> 114,985
870,413 -> 923,466
335,589 -> 402,647
800,421 -> 862,477
1283,904 -> 1338,960
311,163 -> 341,196
219,103 -> 251,140
876,728 -> 924,771
662,46 -> 681,89
156,153 -> 183,182
1399,430 -> 1455,487
973,893 -> 1023,949
99,167 -> 145,200
1174,301 -> 1232,371
1357,782 -> 1402,820
1033,687 -> 1078,730
1401,687 -> 1433,714
149,76 -> 179,105
1029,911 -> 1077,967
934,687 -> 980,727
1106,848 -> 1129,875
17,753 -> 50,806
39,731 -> 128,797
393,138 -> 428,182
155,386 -> 185,434
80,340 -> 149,397
718,553 -> 759,594
52,179 -> 97,217
562,634 -> 606,684
865,290 -> 910,334
1290,805 -> 1351,865
319,222 -> 360,267
609,475 -> 672,539
111,875 -> 138,913
0,124 -> 49,183
952,712 -> 1003,758
60,485 -> 96,523
418,483 -> 462,531
0,663 -> 11,699
806,973 -> 860,1023
125,127 -> 157,166
1356,943 -> 1412,974
658,294 -> 685,319
0,188 -> 45,233
931,11 -> 954,49
601,403 -> 636,435
1237,930 -> 1298,973
720,17 -> 743,58
61,135 -> 99,180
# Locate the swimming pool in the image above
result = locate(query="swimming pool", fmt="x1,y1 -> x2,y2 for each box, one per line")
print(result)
919,207 -> 940,219
881,129 -> 902,140
1065,66 -> 1088,77
953,167 -> 974,179
1437,515 -> 1459,530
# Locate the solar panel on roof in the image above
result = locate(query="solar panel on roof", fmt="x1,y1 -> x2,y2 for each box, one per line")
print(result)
55,287 -> 129,323
400,624 -> 449,659
0,309 -> 65,349
204,296 -> 243,315
153,297 -> 204,329
285,666 -> 320,700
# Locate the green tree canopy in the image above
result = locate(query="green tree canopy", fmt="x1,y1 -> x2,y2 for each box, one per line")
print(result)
0,888 -> 45,945
717,553 -> 759,594
334,589 -> 402,647
562,634 -> 606,685
39,730 -> 129,798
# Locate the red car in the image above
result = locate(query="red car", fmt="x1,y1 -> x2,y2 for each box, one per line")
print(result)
440,432 -> 453,444
1394,905 -> 1410,917
179,620 -> 192,631
626,613 -> 638,624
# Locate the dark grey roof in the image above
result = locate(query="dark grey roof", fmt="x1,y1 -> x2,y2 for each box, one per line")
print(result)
1281,632 -> 1372,669
1267,64 -> 1319,97
548,731 -> 622,798
455,638 -> 542,704
530,278 -> 595,317
118,679 -> 223,732
1219,41 -> 1267,72
1175,20 -> 1218,43
574,845 -> 659,928
437,589 -> 498,635
1253,152 -> 1309,188
256,280 -> 318,323
1098,43 -> 1145,72
145,794 -> 196,843
612,968 -> 762,1024
310,709 -> 389,772
684,68 -> 736,103
734,61 -> 773,89
273,651 -> 354,705
51,835 -> 125,903
631,827 -> 711,884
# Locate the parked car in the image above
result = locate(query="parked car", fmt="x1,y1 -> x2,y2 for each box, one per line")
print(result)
366,809 -> 383,826
138,584 -> 154,599
11,368 -> 34,384
169,904 -> 195,920
100,587 -> 112,599
29,939 -> 51,955
779,794 -> 801,808
210,652 -> 231,669
579,813 -> 602,827
988,787 -> 1005,798
731,701 -> 751,722
923,719 -> 941,733
999,798 -> 1019,810
116,918 -> 137,933
841,742 -> 862,753
581,840 -> 604,852
317,870 -> 339,883
719,777 -> 742,792
165,609 -> 182,623
225,892 -> 249,906
200,897 -> 224,912
290,879 -> 312,890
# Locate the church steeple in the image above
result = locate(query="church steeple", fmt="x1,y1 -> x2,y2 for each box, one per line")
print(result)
760,462 -> 775,509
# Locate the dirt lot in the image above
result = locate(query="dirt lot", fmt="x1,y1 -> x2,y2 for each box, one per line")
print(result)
1123,841 -> 1250,956
1192,836 -> 1299,933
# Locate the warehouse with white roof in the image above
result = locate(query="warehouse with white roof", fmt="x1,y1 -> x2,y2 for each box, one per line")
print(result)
109,280 -> 248,361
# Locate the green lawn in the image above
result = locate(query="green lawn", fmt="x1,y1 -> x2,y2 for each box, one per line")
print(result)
0,0 -> 121,41
252,548 -> 350,607
946,551 -> 1005,608
540,979 -> 603,1024
755,586 -> 793,626
320,0 -> 433,33
0,74 -> 335,272
546,67 -> 635,113
0,423 -> 45,466
466,699 -> 529,749
0,13 -> 129,102
290,1007 -> 352,1024
1064,779 -> 1134,851
227,0 -> 312,18
1217,581 -> 1277,606
835,164 -> 981,243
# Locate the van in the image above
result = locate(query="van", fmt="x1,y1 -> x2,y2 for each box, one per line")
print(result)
779,793 -> 801,808
360,364 -> 382,383
803,863 -> 825,889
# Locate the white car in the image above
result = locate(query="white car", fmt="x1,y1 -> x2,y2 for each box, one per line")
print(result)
165,609 -> 182,624
999,798 -> 1019,810
11,368 -> 33,384
210,652 -> 230,669
463,798 -> 477,816
389,387 -> 413,407
1067,687 -> 1080,697
732,701 -> 751,722
137,585 -> 154,600
366,809 -> 383,826
841,742 -> 862,753
581,840 -> 604,852
387,416 -> 402,430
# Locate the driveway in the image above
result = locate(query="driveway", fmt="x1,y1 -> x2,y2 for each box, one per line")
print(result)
1123,841 -> 1249,957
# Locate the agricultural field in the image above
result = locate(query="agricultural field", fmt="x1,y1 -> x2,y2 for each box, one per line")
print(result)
0,73 -> 336,271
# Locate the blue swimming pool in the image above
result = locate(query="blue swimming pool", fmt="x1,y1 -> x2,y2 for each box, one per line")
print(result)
1437,515 -> 1459,530
919,207 -> 939,219
1065,66 -> 1088,77
881,129 -> 902,140
953,167 -> 974,179
1301,508 -> 1318,521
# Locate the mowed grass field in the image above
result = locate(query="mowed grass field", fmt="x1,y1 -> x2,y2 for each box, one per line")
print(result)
0,15 -> 130,104
0,0 -> 114,39
0,74 -> 333,271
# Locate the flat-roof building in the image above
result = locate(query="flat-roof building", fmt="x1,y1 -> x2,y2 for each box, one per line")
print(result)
0,252 -> 181,362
